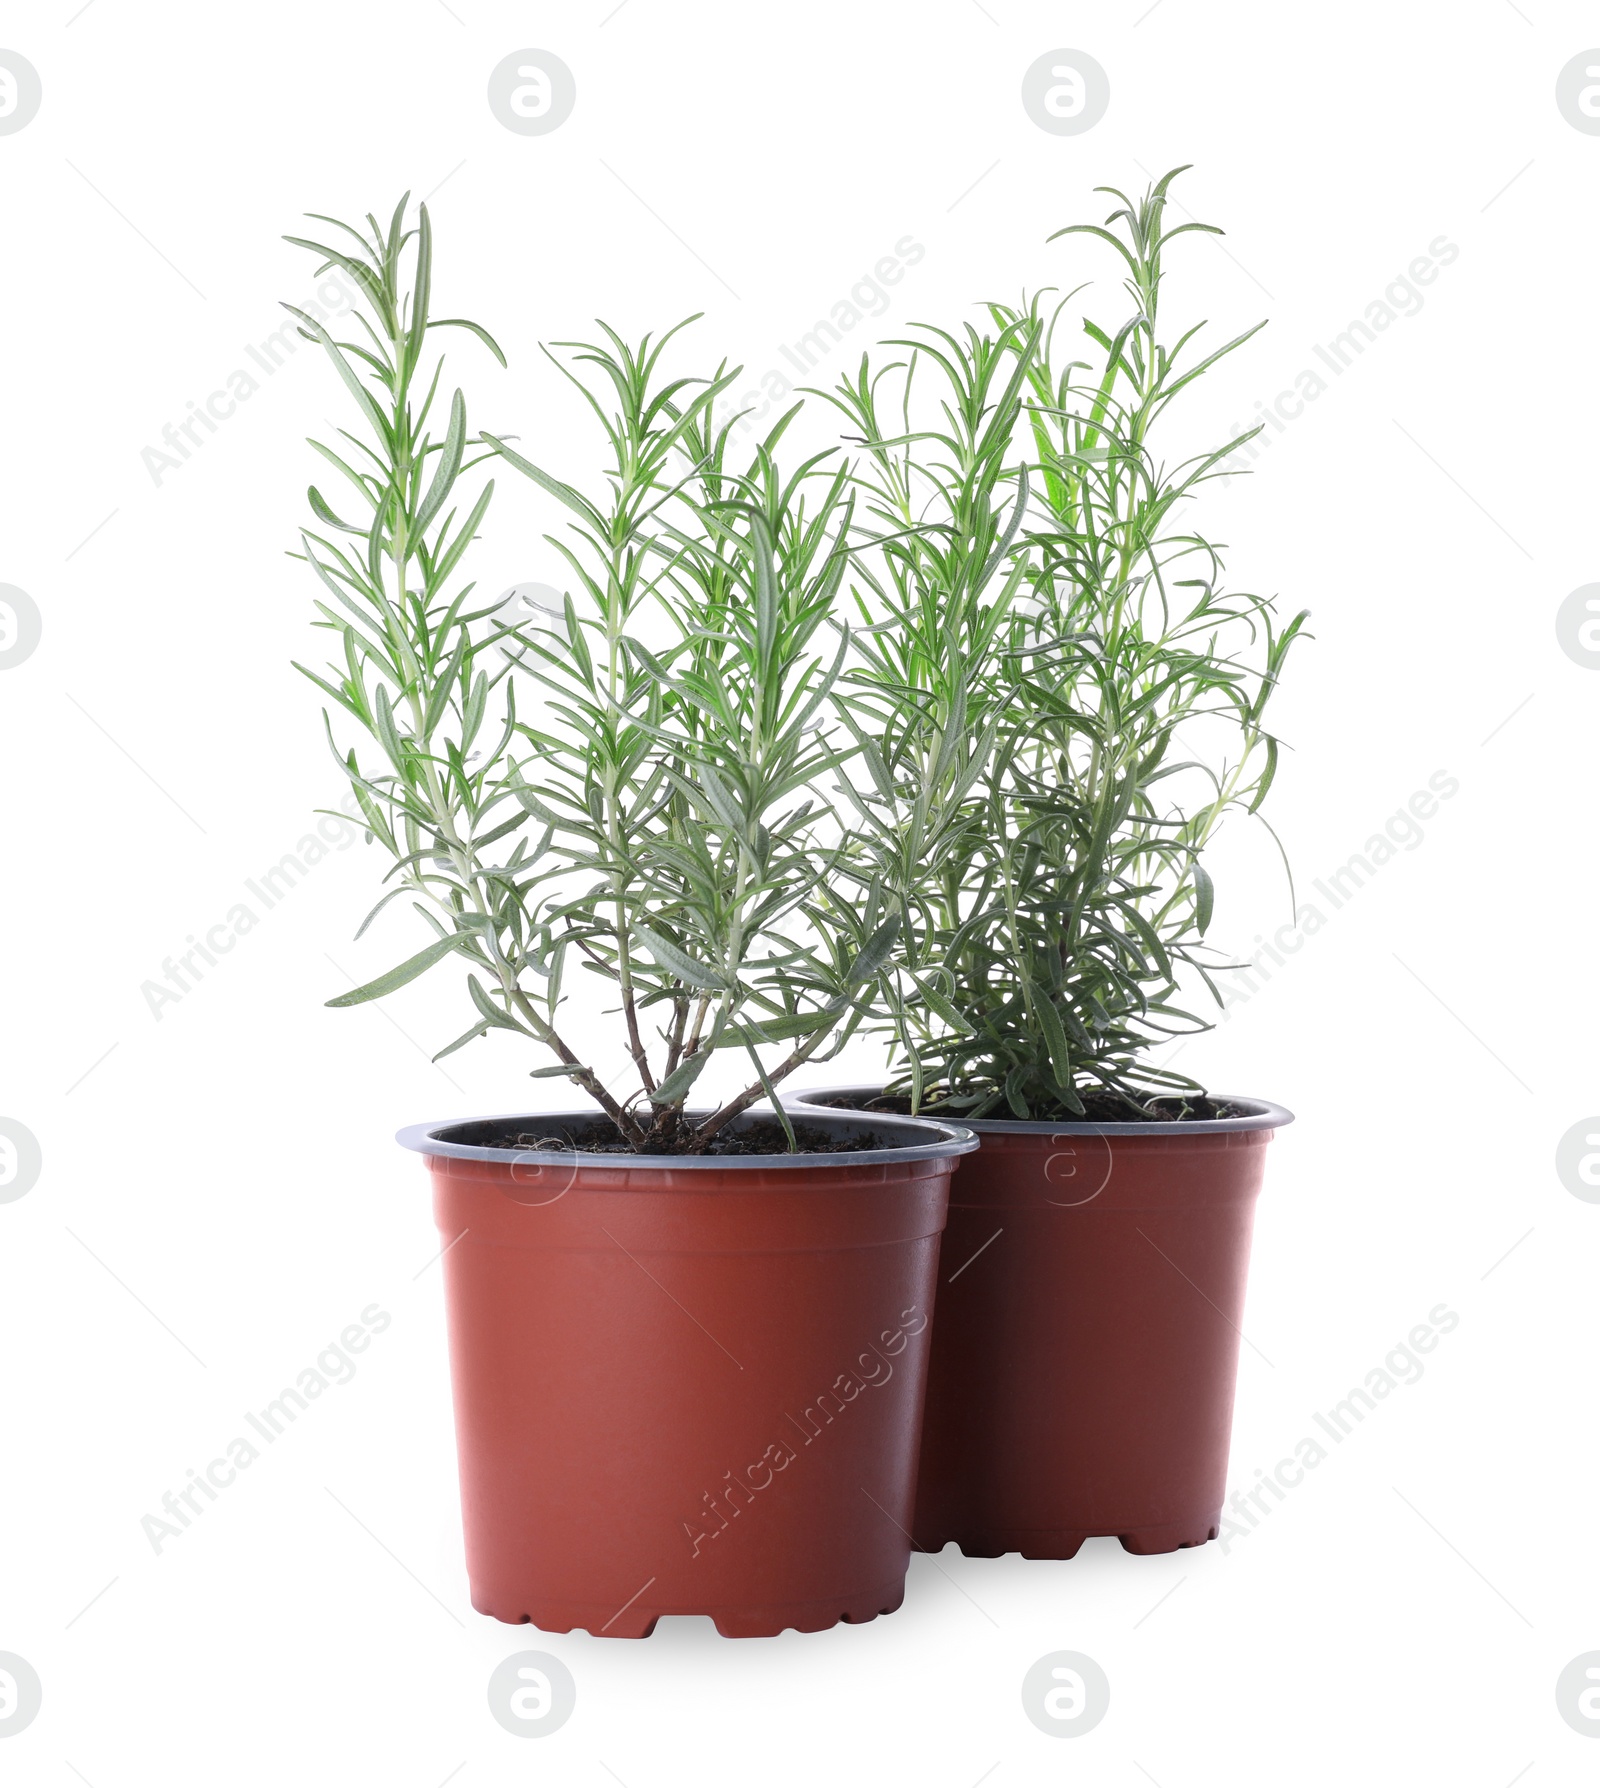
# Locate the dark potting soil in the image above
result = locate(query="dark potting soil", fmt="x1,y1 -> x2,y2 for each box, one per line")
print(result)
495,1118 -> 889,1157
812,1090 -> 1244,1123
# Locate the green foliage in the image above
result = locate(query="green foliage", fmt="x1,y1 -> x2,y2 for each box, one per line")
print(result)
288,171 -> 1303,1142
829,168 -> 1308,1118
288,201 -> 885,1151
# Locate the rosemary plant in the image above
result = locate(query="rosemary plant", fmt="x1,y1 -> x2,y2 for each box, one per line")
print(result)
831,168 -> 1307,1119
809,314 -> 1037,1108
288,200 -> 890,1151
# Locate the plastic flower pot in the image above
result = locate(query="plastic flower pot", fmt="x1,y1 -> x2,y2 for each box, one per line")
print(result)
398,1107 -> 977,1636
782,1086 -> 1291,1558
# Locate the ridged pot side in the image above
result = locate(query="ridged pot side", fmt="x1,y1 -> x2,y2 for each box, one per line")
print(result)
782,1086 -> 1290,1558
401,1109 -> 976,1634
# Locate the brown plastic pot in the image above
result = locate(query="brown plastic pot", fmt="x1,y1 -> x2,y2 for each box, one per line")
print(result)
397,1108 -> 976,1636
783,1086 -> 1291,1558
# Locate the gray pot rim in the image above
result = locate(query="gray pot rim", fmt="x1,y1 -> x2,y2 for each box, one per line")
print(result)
781,1084 -> 1294,1137
396,1106 -> 980,1170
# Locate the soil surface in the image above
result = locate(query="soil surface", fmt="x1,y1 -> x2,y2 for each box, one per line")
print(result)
811,1091 -> 1244,1123
484,1118 -> 890,1157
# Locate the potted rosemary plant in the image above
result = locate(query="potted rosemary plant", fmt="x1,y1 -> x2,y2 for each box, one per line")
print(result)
285,199 -> 974,1636
789,169 -> 1306,1558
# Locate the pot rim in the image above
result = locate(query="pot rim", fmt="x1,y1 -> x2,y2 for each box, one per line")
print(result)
781,1083 -> 1294,1137
396,1106 -> 980,1169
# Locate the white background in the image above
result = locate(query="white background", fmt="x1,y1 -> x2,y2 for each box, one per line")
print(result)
1,2 -> 1596,1782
